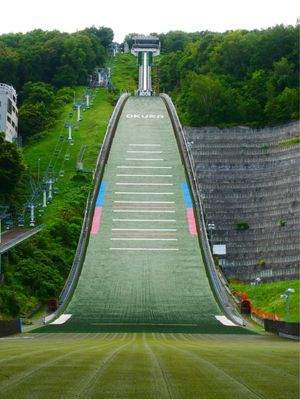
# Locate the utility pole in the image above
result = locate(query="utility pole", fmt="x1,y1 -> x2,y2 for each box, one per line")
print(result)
280,288 -> 295,321
77,104 -> 81,122
37,158 -> 40,187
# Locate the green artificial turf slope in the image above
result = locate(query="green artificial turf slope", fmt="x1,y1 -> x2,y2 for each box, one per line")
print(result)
35,97 -> 251,334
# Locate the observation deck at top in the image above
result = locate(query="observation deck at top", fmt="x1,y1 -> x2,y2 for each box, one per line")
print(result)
131,35 -> 160,56
131,35 -> 160,97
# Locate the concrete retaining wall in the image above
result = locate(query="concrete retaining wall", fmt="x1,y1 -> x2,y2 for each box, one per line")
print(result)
184,121 -> 300,282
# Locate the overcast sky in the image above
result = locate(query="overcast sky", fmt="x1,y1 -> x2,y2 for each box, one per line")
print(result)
1,0 -> 298,42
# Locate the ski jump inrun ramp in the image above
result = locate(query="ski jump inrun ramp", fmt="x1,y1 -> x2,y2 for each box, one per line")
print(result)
39,95 -> 250,334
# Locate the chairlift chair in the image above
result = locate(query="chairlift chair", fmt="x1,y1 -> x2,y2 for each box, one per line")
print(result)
17,219 -> 25,227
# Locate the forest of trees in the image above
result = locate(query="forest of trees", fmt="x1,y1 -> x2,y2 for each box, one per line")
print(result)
0,27 -> 113,90
155,25 -> 299,126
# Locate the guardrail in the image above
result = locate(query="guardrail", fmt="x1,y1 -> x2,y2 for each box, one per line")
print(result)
160,93 -> 245,326
51,93 -> 130,320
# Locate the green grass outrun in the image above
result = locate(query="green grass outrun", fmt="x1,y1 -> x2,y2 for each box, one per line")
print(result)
0,333 -> 298,399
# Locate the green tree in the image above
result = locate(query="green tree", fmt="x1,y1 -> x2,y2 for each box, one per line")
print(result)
162,31 -> 191,53
0,133 -> 26,195
265,87 -> 299,123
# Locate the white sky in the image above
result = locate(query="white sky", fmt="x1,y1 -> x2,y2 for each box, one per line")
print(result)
1,0 -> 299,42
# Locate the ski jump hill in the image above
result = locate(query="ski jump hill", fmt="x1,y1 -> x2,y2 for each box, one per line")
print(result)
37,94 -> 252,334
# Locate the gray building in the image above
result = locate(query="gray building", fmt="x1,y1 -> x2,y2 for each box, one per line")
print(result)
0,83 -> 18,143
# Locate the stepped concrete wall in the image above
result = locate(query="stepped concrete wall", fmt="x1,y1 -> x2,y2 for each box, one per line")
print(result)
184,121 -> 300,282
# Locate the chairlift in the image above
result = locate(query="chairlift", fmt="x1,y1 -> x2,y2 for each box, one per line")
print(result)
69,112 -> 73,118
65,154 -> 70,161
5,220 -> 13,230
59,170 -> 65,177
70,139 -> 75,145
60,135 -> 65,142
48,165 -> 54,169
17,219 -> 25,227
64,121 -> 69,128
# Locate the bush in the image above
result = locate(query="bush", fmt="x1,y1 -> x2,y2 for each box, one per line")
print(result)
236,222 -> 250,231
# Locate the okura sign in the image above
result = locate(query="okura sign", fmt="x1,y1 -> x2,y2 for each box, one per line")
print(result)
126,114 -> 165,119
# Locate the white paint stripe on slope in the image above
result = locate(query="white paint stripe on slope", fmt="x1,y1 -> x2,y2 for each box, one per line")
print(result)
215,315 -> 237,326
115,192 -> 174,195
113,210 -> 176,213
117,166 -> 172,169
116,183 -> 173,186
126,158 -> 164,161
114,201 -> 175,204
51,314 -> 72,325
112,219 -> 177,222
129,144 -> 161,147
111,238 -> 178,241
112,228 -> 177,231
110,248 -> 179,251
127,151 -> 162,154
116,174 -> 173,177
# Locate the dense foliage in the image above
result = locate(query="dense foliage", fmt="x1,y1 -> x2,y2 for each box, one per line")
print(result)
156,25 -> 299,127
0,184 -> 88,317
19,82 -> 74,142
0,133 -> 26,208
0,27 -> 113,90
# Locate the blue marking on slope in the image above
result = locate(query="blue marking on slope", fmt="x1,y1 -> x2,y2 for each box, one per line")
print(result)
182,182 -> 193,209
96,181 -> 107,207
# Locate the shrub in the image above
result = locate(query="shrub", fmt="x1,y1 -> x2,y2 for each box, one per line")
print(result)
236,222 -> 250,231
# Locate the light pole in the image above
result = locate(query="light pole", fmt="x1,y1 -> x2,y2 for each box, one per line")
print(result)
280,288 -> 295,322
207,223 -> 216,244
37,158 -> 40,187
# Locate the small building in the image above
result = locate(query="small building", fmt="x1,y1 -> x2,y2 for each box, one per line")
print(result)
0,83 -> 18,143
131,35 -> 160,56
